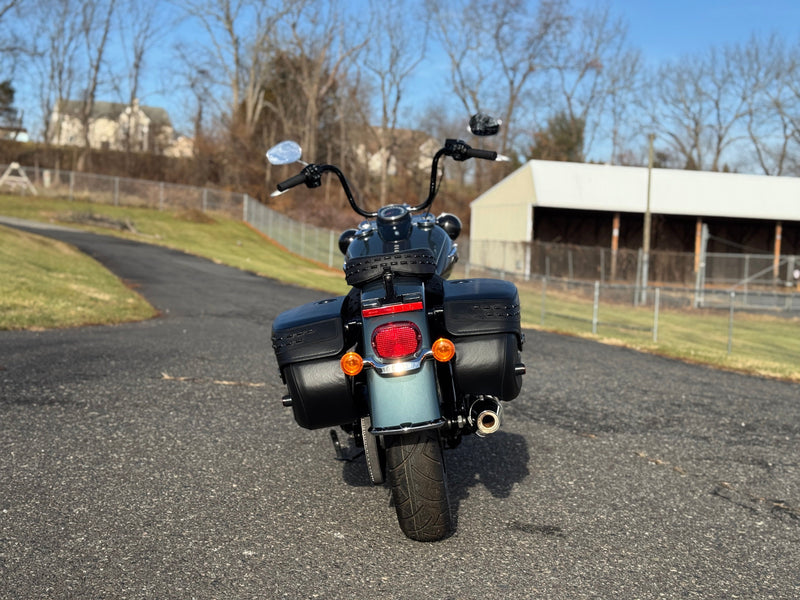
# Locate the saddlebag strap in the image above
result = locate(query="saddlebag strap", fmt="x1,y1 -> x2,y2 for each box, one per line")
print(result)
344,249 -> 437,287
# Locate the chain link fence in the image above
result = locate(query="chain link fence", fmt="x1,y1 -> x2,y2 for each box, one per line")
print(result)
5,162 -> 799,315
469,239 -> 800,312
244,196 -> 342,269
2,163 -> 246,218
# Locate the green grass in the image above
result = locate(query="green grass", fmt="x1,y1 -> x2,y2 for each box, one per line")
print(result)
0,224 -> 157,329
2,193 -> 798,381
520,282 -> 800,382
0,195 -> 348,295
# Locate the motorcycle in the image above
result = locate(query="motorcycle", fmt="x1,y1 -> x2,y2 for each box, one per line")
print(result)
268,114 -> 525,541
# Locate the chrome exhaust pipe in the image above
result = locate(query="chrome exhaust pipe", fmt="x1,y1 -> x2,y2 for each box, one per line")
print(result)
469,397 -> 502,437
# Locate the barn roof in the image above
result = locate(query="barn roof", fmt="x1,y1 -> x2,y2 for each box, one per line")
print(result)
473,160 -> 800,222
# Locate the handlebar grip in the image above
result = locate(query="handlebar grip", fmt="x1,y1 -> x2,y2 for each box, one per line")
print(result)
467,147 -> 498,161
276,172 -> 308,192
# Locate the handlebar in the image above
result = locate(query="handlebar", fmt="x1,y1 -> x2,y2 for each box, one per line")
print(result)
412,139 -> 498,213
465,147 -> 498,161
277,171 -> 310,192
271,138 -> 500,217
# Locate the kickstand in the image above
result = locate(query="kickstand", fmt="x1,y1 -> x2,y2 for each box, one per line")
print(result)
330,429 -> 364,462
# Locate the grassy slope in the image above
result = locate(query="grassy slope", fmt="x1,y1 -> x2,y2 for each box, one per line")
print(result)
0,195 -> 348,295
0,224 -> 157,329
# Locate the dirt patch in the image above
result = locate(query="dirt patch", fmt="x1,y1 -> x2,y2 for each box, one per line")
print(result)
62,211 -> 139,233
174,208 -> 217,224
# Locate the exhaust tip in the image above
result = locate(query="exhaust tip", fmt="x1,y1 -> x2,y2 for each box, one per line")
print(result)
475,410 -> 500,436
470,397 -> 503,436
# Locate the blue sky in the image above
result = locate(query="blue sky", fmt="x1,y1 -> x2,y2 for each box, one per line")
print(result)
591,0 -> 800,64
393,0 -> 800,153
14,0 -> 800,140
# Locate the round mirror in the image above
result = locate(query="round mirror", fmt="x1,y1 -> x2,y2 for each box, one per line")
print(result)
266,141 -> 302,165
468,113 -> 501,137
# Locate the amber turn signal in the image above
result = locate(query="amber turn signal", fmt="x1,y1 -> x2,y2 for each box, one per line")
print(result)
431,338 -> 456,362
340,352 -> 364,376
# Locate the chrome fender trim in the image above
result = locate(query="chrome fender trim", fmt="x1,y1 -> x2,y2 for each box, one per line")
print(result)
369,417 -> 446,436
362,349 -> 434,376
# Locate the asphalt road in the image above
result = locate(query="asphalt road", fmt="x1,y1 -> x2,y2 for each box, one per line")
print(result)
1,223 -> 799,599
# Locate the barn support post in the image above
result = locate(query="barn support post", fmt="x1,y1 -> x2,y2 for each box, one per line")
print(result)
694,218 -> 703,273
774,222 -> 783,281
693,224 -> 709,308
524,241 -> 531,281
526,206 -> 534,281
610,212 -> 620,281
634,248 -> 642,306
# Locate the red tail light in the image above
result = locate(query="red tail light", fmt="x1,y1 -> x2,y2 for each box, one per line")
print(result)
372,321 -> 422,359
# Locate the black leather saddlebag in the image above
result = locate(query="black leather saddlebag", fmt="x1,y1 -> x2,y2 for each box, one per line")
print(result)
441,279 -> 523,401
271,296 -> 360,429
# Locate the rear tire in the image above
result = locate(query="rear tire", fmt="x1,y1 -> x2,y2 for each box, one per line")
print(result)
385,429 -> 451,541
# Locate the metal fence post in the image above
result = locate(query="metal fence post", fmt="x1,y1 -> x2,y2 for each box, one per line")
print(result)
634,248 -> 642,306
653,287 -> 660,343
540,277 -> 547,326
600,248 -> 605,283
568,249 -> 574,281
727,291 -> 735,355
744,254 -> 750,306
592,281 -> 600,334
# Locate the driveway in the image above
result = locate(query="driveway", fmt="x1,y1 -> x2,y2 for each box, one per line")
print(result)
1,221 -> 798,598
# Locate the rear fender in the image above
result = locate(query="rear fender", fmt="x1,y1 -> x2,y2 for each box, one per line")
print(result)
359,280 -> 442,434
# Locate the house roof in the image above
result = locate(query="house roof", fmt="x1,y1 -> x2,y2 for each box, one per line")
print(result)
56,100 -> 172,126
473,160 -> 800,223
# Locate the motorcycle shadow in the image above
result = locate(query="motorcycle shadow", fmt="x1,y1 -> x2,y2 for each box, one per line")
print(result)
340,431 -> 530,522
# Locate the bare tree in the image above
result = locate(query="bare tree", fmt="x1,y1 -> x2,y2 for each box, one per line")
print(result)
737,35 -> 800,175
173,0 -> 303,139
115,0 -> 167,153
648,58 -> 709,170
362,0 -> 427,204
703,46 -> 752,171
0,0 -> 24,58
281,0 -> 367,159
545,3 -> 640,161
32,0 -> 84,144
605,49 -> 643,164
649,41 -> 778,172
76,0 -> 117,170
427,0 -> 569,158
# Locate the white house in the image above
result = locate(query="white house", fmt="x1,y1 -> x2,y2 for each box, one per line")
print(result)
47,99 -> 189,156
